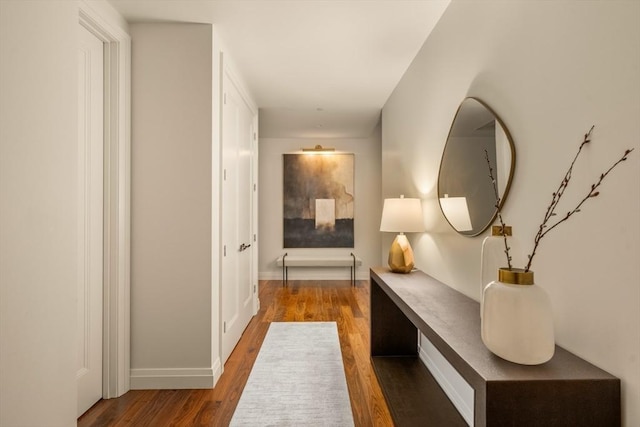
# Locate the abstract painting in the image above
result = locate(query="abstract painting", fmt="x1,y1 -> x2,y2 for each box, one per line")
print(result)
283,153 -> 354,248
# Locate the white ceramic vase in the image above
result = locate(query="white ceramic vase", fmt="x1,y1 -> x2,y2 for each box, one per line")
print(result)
481,268 -> 555,365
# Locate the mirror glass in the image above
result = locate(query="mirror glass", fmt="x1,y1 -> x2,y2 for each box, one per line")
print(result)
438,97 -> 515,236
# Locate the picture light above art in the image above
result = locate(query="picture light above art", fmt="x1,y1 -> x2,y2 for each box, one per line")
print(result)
302,144 -> 335,153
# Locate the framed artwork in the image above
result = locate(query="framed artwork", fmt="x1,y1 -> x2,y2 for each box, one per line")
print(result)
283,153 -> 354,248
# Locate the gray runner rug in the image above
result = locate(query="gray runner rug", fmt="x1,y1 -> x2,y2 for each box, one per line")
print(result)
230,321 -> 354,426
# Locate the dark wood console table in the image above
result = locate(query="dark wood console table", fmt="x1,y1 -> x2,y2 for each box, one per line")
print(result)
370,267 -> 620,426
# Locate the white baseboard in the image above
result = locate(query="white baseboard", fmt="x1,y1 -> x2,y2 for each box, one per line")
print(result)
419,335 -> 474,426
212,357 -> 222,388
130,367 -> 215,390
259,270 -> 369,281
259,271 -> 281,280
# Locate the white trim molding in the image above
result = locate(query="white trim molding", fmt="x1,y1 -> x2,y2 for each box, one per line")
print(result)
212,357 -> 222,387
258,271 -> 370,282
79,0 -> 131,399
419,334 -> 474,426
130,368 -> 215,390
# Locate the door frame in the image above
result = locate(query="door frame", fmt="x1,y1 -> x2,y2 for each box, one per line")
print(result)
79,1 -> 131,399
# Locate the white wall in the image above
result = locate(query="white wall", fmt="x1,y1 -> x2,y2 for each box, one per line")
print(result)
0,2 -> 78,425
259,130 -> 382,280
130,23 -> 214,388
382,0 -> 640,424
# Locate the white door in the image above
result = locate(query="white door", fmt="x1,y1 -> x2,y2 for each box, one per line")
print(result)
77,24 -> 104,417
221,70 -> 255,363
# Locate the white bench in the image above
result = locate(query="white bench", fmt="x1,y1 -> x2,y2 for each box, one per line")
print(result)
275,253 -> 362,287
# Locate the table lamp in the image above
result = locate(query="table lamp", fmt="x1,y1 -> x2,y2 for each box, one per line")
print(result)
380,195 -> 425,273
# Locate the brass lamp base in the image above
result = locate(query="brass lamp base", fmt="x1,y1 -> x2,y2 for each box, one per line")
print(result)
388,233 -> 415,273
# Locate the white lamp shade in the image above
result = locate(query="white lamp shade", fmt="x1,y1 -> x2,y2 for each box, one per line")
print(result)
439,196 -> 472,231
380,197 -> 425,233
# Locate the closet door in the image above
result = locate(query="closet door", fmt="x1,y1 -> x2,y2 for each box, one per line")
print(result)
221,69 -> 255,364
77,23 -> 104,417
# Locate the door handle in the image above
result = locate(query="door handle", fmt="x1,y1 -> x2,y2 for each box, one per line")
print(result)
239,243 -> 251,252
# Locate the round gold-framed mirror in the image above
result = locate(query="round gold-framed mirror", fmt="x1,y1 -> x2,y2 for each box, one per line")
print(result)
437,97 -> 516,236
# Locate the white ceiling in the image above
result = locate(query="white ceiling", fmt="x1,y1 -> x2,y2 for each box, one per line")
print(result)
108,0 -> 450,138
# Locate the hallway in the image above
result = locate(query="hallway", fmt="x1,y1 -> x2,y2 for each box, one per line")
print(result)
78,280 -> 393,426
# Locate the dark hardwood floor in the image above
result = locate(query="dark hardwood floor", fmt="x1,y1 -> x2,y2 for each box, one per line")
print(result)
78,280 -> 394,426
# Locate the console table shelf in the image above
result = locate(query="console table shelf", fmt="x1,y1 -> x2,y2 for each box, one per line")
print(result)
370,267 -> 620,427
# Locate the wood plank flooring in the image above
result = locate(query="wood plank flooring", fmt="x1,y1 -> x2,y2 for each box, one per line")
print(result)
78,280 -> 394,426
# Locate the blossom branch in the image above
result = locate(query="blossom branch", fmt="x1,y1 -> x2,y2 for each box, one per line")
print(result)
525,128 -> 634,271
535,148 -> 634,240
533,127 -> 593,244
525,127 -> 593,271
484,149 -> 512,270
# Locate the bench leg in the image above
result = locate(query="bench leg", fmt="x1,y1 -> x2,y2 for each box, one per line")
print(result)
352,261 -> 356,287
351,252 -> 357,287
